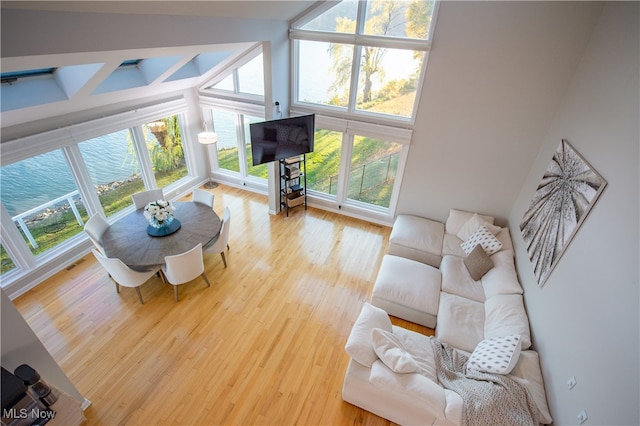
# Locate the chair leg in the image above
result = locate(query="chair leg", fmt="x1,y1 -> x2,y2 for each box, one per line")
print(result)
135,287 -> 144,304
115,282 -> 120,294
220,251 -> 227,268
174,285 -> 179,302
202,273 -> 211,288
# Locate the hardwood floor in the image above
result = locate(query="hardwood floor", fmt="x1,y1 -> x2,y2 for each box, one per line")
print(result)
13,184 -> 433,425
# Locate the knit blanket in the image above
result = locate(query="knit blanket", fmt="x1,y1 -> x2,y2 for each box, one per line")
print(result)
430,338 -> 540,426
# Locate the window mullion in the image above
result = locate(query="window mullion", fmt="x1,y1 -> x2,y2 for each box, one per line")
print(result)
236,114 -> 248,178
131,127 -> 158,190
63,144 -> 104,218
348,46 -> 362,113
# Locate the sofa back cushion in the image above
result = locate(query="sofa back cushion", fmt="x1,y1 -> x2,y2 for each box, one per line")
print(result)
482,250 -> 523,298
484,294 -> 532,349
445,209 -> 495,235
441,255 -> 486,303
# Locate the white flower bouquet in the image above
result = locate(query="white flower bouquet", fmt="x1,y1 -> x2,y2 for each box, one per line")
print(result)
144,199 -> 176,228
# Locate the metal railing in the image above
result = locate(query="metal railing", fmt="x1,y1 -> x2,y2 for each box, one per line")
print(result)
310,152 -> 397,198
11,190 -> 85,249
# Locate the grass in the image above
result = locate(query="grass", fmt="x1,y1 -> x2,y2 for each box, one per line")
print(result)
218,128 -> 401,208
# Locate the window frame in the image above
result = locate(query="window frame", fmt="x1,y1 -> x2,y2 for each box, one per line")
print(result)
301,112 -> 411,218
199,98 -> 267,189
290,0 -> 439,126
199,44 -> 265,105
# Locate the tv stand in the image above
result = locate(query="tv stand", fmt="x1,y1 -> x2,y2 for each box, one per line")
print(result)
279,155 -> 307,216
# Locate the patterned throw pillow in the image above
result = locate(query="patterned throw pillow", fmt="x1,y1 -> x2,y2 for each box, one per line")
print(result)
460,225 -> 503,255
467,334 -> 522,375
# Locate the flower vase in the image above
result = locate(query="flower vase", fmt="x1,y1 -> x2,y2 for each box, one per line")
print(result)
144,200 -> 181,237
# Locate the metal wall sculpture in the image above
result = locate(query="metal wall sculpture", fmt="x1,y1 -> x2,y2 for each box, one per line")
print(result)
520,139 -> 607,286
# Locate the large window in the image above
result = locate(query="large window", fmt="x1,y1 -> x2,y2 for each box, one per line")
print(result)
208,108 -> 267,181
0,150 -> 89,257
304,117 -> 409,212
0,100 -> 197,284
306,128 -> 343,196
292,0 -> 437,121
290,0 -> 434,217
79,130 -> 143,217
201,47 -> 267,185
347,136 -> 402,207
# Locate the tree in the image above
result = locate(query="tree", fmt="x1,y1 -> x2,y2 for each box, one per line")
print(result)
327,0 -> 430,106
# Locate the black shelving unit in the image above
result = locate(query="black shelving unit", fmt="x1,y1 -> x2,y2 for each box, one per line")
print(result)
279,155 -> 307,216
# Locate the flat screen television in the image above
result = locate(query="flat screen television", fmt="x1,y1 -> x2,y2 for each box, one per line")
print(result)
249,114 -> 315,166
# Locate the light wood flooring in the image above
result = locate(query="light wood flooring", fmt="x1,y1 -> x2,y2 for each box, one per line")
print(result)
12,184 -> 433,425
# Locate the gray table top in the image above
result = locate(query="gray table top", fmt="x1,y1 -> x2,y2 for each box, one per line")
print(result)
102,201 -> 221,268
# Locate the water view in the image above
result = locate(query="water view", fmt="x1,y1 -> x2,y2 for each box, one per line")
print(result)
1,131 -> 138,216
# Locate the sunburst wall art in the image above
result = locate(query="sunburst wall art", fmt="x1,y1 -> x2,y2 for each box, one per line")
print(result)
520,139 -> 607,287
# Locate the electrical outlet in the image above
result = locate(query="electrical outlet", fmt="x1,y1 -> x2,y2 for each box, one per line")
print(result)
577,409 -> 588,424
567,376 -> 577,389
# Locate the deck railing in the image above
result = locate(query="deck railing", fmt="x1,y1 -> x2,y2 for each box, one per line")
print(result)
11,190 -> 85,249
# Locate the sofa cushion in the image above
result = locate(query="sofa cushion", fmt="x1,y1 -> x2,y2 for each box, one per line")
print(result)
445,209 -> 495,235
463,244 -> 494,281
467,334 -> 522,375
461,225 -> 503,255
372,255 -> 442,322
345,303 -> 393,367
436,292 -> 485,353
482,250 -> 523,298
509,350 -> 553,424
484,294 -> 532,350
495,227 -> 514,252
440,255 -> 485,303
371,328 -> 419,373
388,215 -> 444,267
457,213 -> 502,241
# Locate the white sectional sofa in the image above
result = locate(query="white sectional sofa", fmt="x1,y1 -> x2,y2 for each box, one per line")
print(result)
342,210 -> 552,425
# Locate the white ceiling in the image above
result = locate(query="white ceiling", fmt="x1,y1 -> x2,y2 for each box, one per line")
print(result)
0,1 -> 318,21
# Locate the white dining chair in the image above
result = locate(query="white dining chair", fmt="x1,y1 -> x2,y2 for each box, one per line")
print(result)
205,207 -> 231,267
131,188 -> 164,209
192,188 -> 214,209
161,243 -> 211,302
91,249 -> 160,304
84,214 -> 109,254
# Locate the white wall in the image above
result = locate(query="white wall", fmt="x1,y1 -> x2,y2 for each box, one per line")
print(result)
508,3 -> 639,424
1,289 -> 86,404
398,1 -> 603,224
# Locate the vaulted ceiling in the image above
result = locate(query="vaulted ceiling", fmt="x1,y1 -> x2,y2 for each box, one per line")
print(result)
0,1 -> 319,130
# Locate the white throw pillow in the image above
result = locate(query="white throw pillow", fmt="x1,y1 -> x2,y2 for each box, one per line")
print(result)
371,328 -> 419,373
467,334 -> 522,375
345,303 -> 393,367
457,214 -> 502,241
460,225 -> 503,255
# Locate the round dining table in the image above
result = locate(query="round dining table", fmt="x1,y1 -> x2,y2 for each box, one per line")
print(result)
102,201 -> 221,269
